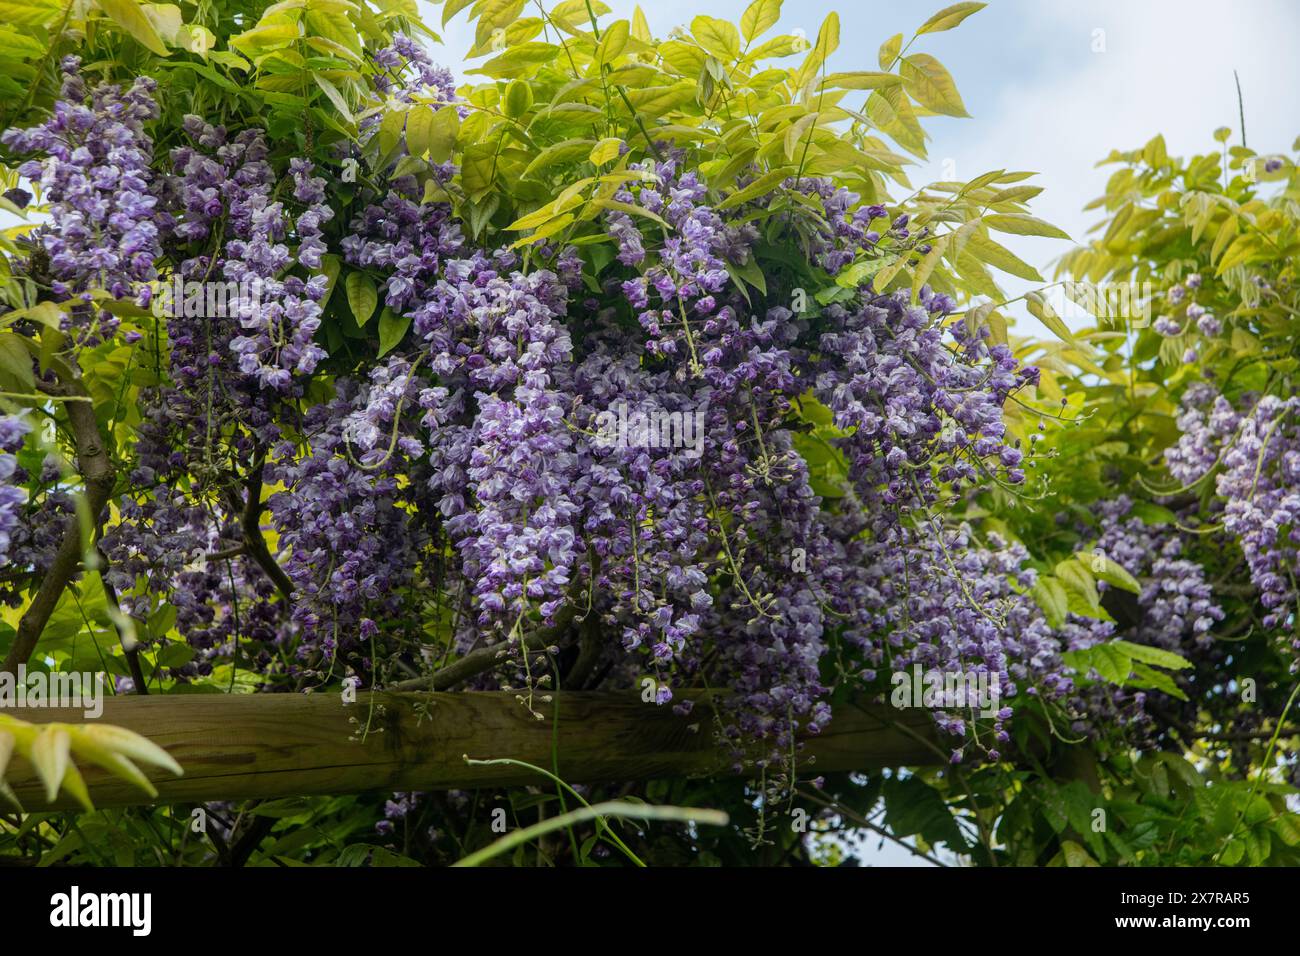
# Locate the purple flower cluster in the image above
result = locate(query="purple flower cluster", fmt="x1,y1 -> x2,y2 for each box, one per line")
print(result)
816,289 -> 1036,526
614,151 -> 755,360
0,415 -> 30,566
371,33 -> 458,105
1094,496 -> 1223,652
413,253 -> 580,633
1,58 -> 160,338
1167,386 -> 1300,652
266,374 -> 428,665
857,523 -> 1077,761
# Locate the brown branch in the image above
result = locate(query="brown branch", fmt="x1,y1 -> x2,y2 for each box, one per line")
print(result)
390,603 -> 580,692
2,381 -> 114,677
94,549 -> 148,695
564,603 -> 604,690
226,446 -> 294,601
228,810 -> 276,868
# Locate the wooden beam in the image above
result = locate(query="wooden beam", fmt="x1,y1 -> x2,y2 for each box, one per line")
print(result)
2,691 -> 940,810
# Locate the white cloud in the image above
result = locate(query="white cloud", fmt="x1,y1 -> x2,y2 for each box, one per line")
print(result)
922,0 -> 1300,333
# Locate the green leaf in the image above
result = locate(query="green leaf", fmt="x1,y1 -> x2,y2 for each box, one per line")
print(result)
96,0 -> 172,57
982,213 -> 1070,240
716,166 -> 793,210
1112,640 -> 1192,671
1127,662 -> 1188,701
1076,551 -> 1140,594
691,15 -> 740,59
819,71 -> 903,91
1055,558 -> 1099,612
345,272 -> 378,327
404,105 -> 435,158
377,108 -> 406,158
589,137 -> 622,167
878,32 -> 902,69
1031,576 -> 1068,629
313,75 -> 354,125
426,106 -> 461,164
377,308 -> 411,357
1129,502 -> 1178,526
1090,644 -> 1133,685
1058,839 -> 1099,867
900,53 -> 967,117
739,0 -> 782,43
916,2 -> 987,35
461,141 -> 499,200
1025,290 -> 1077,343
593,18 -> 630,67
0,331 -> 34,391
503,78 -> 533,118
883,776 -> 967,850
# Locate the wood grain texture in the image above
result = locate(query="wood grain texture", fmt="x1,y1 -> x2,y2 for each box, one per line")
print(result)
1,691 -> 939,810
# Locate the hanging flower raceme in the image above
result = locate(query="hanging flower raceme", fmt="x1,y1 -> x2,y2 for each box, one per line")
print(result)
1166,386 -> 1300,656
1,57 -> 161,342
0,414 -> 31,567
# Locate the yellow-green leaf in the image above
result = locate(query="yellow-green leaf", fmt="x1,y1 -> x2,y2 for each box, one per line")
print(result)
313,75 -> 354,125
717,166 -> 793,210
916,2 -> 986,35
1076,551 -> 1140,594
900,53 -> 967,117
911,234 -> 949,298
502,78 -> 533,118
510,211 -> 575,248
631,6 -> 651,42
523,138 -> 597,178
740,0 -> 782,43
819,71 -> 902,91
593,18 -> 630,67
427,106 -> 460,164
377,108 -> 407,158
30,726 -> 71,803
965,230 -> 1041,281
1026,290 -> 1077,345
692,15 -> 740,59
878,32 -> 902,69
983,213 -> 1069,240
96,0 -> 172,56
589,137 -> 623,166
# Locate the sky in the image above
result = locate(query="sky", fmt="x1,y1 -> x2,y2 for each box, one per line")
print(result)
424,0 -> 1300,338
422,0 -> 1300,865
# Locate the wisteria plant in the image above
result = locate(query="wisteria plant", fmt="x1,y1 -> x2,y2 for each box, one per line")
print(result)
0,0 -> 1295,867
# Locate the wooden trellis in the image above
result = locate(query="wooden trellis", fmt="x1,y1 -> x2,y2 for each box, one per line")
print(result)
2,691 -> 941,810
